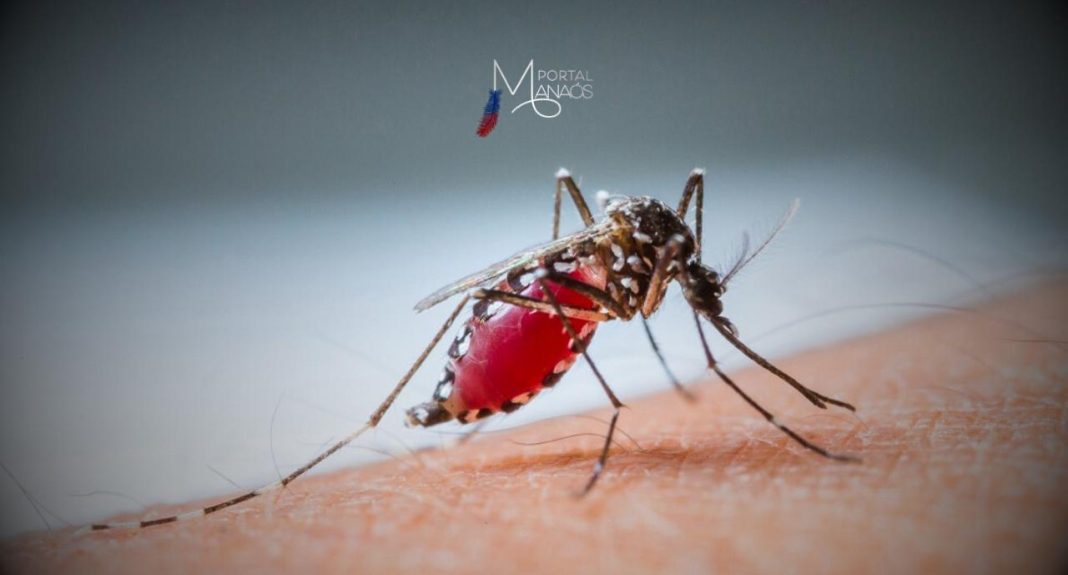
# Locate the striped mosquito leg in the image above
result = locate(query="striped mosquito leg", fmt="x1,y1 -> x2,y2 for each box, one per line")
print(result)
542,257 -> 692,406
471,288 -> 612,322
536,278 -> 624,495
693,312 -> 858,462
537,270 -> 628,319
641,316 -> 696,402
708,318 -> 856,412
537,268 -> 691,403
553,168 -> 595,240
675,168 -> 704,259
89,295 -> 471,531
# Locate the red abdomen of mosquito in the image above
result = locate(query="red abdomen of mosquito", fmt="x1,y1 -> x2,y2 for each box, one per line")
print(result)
406,264 -> 605,427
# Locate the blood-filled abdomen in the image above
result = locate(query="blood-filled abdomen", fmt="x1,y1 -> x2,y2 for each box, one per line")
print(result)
406,265 -> 604,427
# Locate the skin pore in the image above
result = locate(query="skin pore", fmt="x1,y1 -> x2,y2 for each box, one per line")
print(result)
3,281 -> 1066,574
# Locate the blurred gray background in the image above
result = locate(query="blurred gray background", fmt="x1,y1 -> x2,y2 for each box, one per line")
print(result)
1,1 -> 1064,535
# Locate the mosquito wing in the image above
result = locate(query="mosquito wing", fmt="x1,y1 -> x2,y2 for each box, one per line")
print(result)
414,222 -> 614,312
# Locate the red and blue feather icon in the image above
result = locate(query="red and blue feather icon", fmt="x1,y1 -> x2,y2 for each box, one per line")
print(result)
476,89 -> 502,137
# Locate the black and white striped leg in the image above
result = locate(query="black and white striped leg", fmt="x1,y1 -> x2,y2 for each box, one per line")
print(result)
675,169 -> 704,259
540,264 -> 691,403
537,278 -> 625,495
89,295 -> 472,531
531,270 -> 697,405
472,288 -> 612,322
709,318 -> 856,412
553,168 -> 596,240
693,312 -> 859,462
536,269 -> 629,319
641,316 -> 696,402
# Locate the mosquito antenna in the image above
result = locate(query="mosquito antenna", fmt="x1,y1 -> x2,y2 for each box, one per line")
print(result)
721,230 -> 751,283
722,199 -> 800,286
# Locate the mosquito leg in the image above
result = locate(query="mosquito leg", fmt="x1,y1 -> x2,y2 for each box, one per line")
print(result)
479,270 -> 627,325
693,312 -> 858,461
537,269 -> 629,319
638,236 -> 686,318
583,410 -> 620,494
675,169 -> 704,259
641,316 -> 696,402
541,253 -> 692,404
553,168 -> 595,240
472,288 -> 612,322
709,318 -> 856,412
537,278 -> 624,495
90,294 -> 472,530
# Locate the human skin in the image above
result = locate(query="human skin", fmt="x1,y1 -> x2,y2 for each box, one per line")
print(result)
3,281 -> 1067,574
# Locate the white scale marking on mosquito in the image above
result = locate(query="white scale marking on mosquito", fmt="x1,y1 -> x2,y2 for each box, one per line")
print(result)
455,331 -> 471,355
485,301 -> 504,319
553,357 -> 577,374
595,190 -> 611,211
434,380 -> 454,401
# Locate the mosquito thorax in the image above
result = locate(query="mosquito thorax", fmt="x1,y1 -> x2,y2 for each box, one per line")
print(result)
603,195 -> 693,250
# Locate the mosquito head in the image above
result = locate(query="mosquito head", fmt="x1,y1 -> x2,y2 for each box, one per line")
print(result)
679,260 -> 725,319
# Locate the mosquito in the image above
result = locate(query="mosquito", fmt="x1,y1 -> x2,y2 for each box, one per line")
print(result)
90,168 -> 857,530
